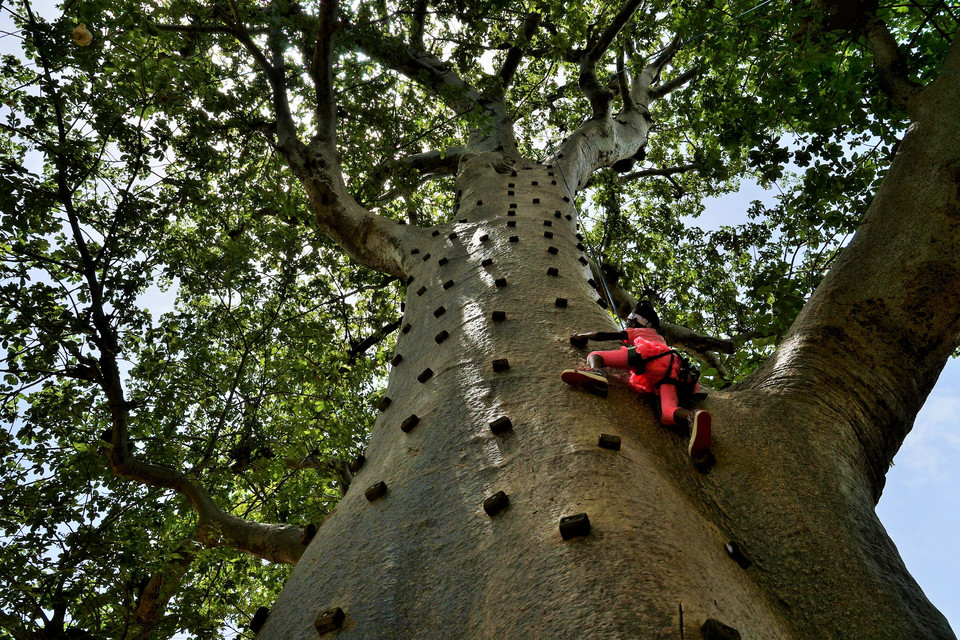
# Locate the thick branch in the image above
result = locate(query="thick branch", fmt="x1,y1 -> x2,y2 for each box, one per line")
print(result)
660,322 -> 737,357
409,0 -> 428,51
154,22 -> 256,34
617,51 -> 633,110
348,24 -> 484,114
311,0 -> 339,145
813,0 -> 923,114
133,547 -> 196,638
107,450 -> 305,564
862,12 -> 924,113
221,1 -> 300,151
579,0 -> 645,118
697,349 -> 731,382
346,21 -> 517,153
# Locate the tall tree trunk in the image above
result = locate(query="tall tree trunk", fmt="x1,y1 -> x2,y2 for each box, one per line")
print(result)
254,160 -> 955,639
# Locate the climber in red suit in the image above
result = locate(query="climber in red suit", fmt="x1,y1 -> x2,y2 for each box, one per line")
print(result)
562,301 -> 712,460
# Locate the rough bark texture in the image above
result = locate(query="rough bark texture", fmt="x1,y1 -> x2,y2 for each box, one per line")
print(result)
253,154 -> 957,639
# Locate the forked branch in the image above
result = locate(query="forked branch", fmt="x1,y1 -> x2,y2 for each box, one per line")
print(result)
554,31 -> 691,193
579,0 -> 645,118
220,0 -> 413,276
630,35 -> 682,109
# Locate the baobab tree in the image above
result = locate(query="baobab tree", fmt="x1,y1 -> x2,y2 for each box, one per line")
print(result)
1,0 -> 957,638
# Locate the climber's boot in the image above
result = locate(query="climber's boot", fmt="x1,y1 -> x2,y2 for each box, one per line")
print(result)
561,368 -> 609,398
686,409 -> 712,459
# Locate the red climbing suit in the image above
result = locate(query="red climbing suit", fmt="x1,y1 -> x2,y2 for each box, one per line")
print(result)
588,327 -> 686,425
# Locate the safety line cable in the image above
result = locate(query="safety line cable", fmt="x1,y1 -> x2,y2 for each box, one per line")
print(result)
551,152 -> 626,330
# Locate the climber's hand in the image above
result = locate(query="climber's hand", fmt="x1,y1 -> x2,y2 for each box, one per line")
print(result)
570,334 -> 588,348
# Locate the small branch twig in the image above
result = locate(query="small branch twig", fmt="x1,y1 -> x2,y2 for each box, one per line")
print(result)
360,147 -> 465,205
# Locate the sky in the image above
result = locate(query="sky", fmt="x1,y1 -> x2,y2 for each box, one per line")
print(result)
1,3 -> 957,637
876,361 -> 960,629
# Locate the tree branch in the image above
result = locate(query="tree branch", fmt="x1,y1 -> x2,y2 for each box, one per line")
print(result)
862,12 -> 924,114
286,454 -> 353,492
104,433 -> 305,564
25,14 -> 309,565
649,66 -> 699,100
697,349 -> 731,382
347,23 -> 484,114
617,50 -> 634,110
499,12 -> 542,92
630,36 -> 681,109
812,0 -> 923,114
360,147 -> 465,205
348,318 -> 402,362
133,546 -> 196,637
311,0 -> 339,146
346,19 -> 518,154
219,0 -> 414,276
579,0 -> 645,119
154,22 -> 265,35
619,162 -> 698,182
222,0 -> 298,149
409,0 -> 428,51
585,259 -> 736,358
553,36 -> 684,193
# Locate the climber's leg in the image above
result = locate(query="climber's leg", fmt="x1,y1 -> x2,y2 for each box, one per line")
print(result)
663,384 -> 712,459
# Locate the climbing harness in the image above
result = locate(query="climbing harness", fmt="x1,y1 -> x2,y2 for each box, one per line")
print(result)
626,346 -> 700,391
